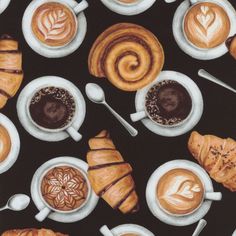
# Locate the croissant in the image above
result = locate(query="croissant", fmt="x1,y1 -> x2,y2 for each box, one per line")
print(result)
0,34 -> 23,108
2,229 -> 68,236
87,130 -> 139,214
188,131 -> 236,192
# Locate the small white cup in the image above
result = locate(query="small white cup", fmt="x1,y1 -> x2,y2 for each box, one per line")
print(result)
31,0 -> 88,49
130,80 -> 194,128
35,163 -> 91,222
26,86 -> 82,142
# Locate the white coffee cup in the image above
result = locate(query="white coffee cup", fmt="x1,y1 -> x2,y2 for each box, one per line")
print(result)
31,0 -> 88,49
26,86 -> 82,142
182,0 -> 231,50
130,80 -> 194,127
35,163 -> 91,222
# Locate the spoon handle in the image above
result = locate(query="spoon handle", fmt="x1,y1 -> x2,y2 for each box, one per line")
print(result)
192,219 -> 207,236
198,69 -> 236,94
0,206 -> 8,211
104,102 -> 138,137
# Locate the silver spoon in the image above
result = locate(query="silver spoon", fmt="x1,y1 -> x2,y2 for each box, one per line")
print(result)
85,83 -> 138,137
198,69 -> 236,94
192,219 -> 207,236
0,194 -> 30,211
100,225 -> 114,236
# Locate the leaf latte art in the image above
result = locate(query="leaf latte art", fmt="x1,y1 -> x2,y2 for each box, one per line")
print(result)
88,23 -> 165,91
41,166 -> 88,211
32,2 -> 77,47
184,2 -> 230,49
157,169 -> 204,215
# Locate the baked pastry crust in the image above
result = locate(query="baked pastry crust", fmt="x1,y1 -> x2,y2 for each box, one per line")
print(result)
188,131 -> 236,192
0,35 -> 23,108
0,124 -> 11,163
87,130 -> 139,213
88,23 -> 164,91
1,228 -> 68,236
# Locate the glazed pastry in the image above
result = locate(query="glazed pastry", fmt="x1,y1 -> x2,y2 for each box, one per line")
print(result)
1,228 -> 68,236
87,130 -> 139,214
0,35 -> 23,108
88,23 -> 164,91
0,125 -> 11,163
226,35 -> 236,60
188,131 -> 236,192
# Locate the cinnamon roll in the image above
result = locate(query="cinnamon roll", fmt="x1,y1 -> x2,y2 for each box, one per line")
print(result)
88,23 -> 164,91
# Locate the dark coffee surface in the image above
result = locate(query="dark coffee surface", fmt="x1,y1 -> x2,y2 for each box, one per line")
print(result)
145,80 -> 192,125
29,87 -> 75,129
0,1 -> 235,236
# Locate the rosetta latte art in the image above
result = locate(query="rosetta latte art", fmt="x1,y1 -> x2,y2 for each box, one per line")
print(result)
184,2 -> 230,49
32,2 -> 77,47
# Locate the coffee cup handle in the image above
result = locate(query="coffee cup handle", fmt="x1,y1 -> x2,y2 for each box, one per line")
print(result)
35,207 -> 51,222
99,225 -> 114,236
66,126 -> 82,142
73,0 -> 89,15
130,111 -> 147,122
205,192 -> 222,201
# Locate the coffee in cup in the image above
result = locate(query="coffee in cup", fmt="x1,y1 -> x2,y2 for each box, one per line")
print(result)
145,80 -> 192,126
29,86 -> 76,130
156,168 -> 204,215
115,0 -> 139,4
31,2 -> 78,47
41,165 -> 89,212
183,2 -> 231,49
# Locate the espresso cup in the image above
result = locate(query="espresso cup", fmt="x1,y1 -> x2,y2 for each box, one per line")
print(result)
26,86 -> 82,142
156,168 -> 222,217
182,0 -> 231,50
31,0 -> 88,49
35,163 -> 91,222
130,80 -> 194,128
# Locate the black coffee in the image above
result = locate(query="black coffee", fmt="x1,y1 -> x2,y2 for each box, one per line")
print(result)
29,87 -> 76,129
145,80 -> 192,126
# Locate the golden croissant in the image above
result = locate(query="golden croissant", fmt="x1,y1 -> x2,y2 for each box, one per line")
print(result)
87,130 -> 139,214
188,131 -> 236,192
0,35 -> 23,109
1,229 -> 68,236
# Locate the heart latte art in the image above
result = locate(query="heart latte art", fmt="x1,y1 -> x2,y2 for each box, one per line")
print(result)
156,168 -> 204,215
31,2 -> 77,47
184,2 -> 230,49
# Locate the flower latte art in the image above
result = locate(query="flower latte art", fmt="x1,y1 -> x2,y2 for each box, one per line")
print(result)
41,166 -> 89,211
156,169 -> 204,215
32,2 -> 77,47
184,2 -> 230,49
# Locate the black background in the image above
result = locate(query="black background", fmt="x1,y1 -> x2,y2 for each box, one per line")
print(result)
0,0 -> 235,235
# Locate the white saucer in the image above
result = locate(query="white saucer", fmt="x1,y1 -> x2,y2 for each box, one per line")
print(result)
100,0 -> 156,16
0,0 -> 10,14
173,0 -> 236,60
146,160 -> 214,226
111,224 -> 155,236
17,76 -> 86,142
133,70 -> 203,137
22,0 -> 87,58
31,156 -> 99,223
0,113 -> 20,174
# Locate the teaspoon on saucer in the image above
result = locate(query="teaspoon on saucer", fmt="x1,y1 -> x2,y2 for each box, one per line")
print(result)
0,194 -> 30,212
198,69 -> 236,94
85,83 -> 138,137
192,219 -> 207,236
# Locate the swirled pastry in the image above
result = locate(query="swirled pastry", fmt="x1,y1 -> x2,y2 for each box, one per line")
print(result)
0,125 -> 11,163
88,23 -> 164,91
188,131 -> 236,192
0,35 -> 23,108
1,228 -> 67,236
87,130 -> 139,214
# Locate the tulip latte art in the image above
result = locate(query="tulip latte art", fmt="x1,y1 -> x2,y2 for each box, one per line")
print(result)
156,169 -> 204,215
184,2 -> 230,49
32,2 -> 77,47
